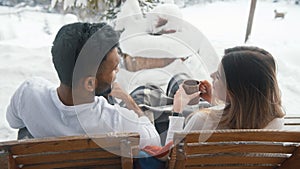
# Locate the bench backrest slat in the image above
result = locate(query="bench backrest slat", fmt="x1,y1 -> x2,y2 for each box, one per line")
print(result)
22,158 -> 121,169
169,129 -> 300,169
185,144 -> 296,154
0,133 -> 140,169
184,166 -> 275,169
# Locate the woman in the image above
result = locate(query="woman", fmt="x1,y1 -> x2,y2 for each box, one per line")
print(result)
166,46 -> 285,143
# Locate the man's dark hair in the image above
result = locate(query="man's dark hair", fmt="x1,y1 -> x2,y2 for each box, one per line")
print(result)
51,22 -> 120,87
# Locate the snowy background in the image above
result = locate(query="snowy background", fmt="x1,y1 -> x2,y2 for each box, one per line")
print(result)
0,0 -> 299,141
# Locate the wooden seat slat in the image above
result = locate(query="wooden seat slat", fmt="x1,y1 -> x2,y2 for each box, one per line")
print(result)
1,134 -> 139,155
185,156 -> 287,165
22,158 -> 121,169
0,132 -> 139,169
185,144 -> 297,154
284,118 -> 300,124
169,130 -> 300,169
185,166 -> 275,169
174,130 -> 300,143
15,149 -> 120,165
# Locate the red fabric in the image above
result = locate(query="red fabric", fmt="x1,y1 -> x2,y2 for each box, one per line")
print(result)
142,141 -> 173,159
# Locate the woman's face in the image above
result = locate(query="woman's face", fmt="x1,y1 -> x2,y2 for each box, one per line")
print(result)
210,64 -> 227,102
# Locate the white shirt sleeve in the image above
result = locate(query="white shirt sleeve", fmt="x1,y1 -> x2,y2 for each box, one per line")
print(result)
6,81 -> 28,129
165,112 -> 213,144
165,116 -> 184,144
115,105 -> 161,148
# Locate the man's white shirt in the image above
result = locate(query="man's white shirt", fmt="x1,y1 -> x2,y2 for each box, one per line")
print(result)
6,77 -> 161,148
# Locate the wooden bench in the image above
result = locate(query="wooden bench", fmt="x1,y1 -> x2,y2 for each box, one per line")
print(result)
168,129 -> 300,169
0,132 -> 140,169
283,114 -> 300,131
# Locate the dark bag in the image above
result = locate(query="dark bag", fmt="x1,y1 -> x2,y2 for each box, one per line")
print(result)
166,73 -> 191,98
129,83 -> 173,145
130,83 -> 173,109
129,73 -> 192,145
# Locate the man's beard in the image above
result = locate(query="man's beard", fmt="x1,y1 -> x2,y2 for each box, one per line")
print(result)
95,86 -> 111,97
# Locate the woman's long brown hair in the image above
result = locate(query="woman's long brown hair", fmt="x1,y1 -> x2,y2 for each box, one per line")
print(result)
219,46 -> 285,129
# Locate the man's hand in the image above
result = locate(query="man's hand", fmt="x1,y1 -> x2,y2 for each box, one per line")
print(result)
109,82 -> 128,101
110,82 -> 144,117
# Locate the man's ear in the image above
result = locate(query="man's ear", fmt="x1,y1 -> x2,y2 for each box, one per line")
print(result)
83,77 -> 96,92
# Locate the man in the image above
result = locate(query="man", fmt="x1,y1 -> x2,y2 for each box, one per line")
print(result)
6,22 -> 161,148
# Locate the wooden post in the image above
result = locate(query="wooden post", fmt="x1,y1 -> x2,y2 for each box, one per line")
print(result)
278,147 -> 300,169
120,139 -> 133,169
245,0 -> 257,43
0,150 -> 18,169
0,151 -> 9,169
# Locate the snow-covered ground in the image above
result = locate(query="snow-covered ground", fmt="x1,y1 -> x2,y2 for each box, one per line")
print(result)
0,0 -> 299,141
181,0 -> 300,115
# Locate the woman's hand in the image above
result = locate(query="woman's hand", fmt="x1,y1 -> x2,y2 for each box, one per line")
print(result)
199,80 -> 212,103
173,85 -> 201,113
